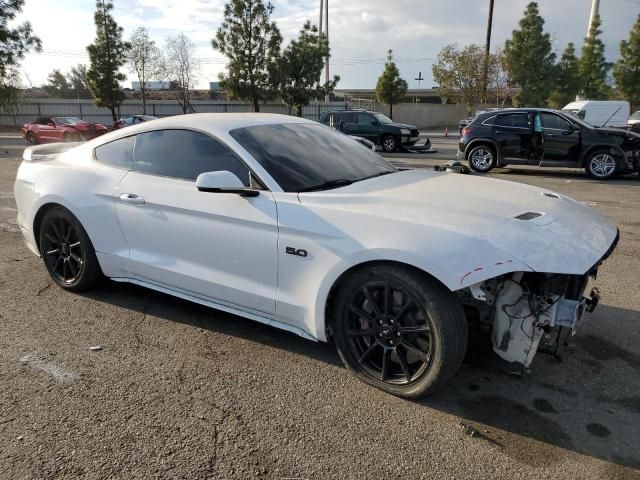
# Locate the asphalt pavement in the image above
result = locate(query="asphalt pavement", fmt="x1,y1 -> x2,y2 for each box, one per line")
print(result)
1,132 -> 639,479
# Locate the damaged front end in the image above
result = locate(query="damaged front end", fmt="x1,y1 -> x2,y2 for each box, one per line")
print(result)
461,272 -> 601,368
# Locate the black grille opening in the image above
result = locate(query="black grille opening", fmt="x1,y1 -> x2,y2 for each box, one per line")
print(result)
514,211 -> 543,221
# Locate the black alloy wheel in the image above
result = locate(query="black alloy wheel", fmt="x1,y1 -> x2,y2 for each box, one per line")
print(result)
345,281 -> 434,385
39,207 -> 101,291
333,265 -> 467,398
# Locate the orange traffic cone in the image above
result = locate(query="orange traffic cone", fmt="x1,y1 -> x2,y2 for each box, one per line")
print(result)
443,128 -> 448,137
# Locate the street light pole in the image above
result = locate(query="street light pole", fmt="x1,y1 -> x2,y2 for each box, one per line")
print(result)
587,0 -> 600,38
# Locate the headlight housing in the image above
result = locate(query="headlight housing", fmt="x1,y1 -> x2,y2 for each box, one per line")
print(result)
400,128 -> 410,135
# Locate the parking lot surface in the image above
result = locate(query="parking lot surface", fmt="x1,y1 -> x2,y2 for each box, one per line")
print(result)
1,132 -> 639,479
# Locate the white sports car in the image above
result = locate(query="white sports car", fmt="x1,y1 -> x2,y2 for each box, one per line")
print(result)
14,113 -> 618,398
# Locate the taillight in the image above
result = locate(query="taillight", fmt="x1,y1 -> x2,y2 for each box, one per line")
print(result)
462,127 -> 471,137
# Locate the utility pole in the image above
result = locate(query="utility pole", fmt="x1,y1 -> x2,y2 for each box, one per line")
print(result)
587,0 -> 600,38
482,0 -> 495,104
324,0 -> 329,96
319,0 -> 329,100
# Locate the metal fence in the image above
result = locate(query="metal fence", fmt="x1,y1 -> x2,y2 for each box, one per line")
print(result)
0,99 -> 350,126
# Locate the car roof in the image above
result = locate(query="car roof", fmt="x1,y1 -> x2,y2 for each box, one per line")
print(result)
93,112 -> 313,145
476,108 -> 568,117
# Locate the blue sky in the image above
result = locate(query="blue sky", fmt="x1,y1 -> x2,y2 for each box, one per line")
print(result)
15,0 -> 640,90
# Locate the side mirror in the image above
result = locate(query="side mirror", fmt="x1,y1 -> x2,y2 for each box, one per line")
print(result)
370,120 -> 378,126
196,171 -> 259,197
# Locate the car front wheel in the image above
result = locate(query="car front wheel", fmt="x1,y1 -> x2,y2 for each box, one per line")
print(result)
39,207 -> 102,291
381,135 -> 397,152
332,265 -> 468,399
585,150 -> 618,180
26,132 -> 37,145
467,145 -> 496,172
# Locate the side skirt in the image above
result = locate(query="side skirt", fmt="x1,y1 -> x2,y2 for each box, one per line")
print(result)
109,276 -> 318,342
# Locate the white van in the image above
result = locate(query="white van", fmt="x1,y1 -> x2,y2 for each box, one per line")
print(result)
562,101 -> 630,128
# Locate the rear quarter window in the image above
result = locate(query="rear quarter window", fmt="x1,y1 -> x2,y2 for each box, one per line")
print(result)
94,135 -> 135,169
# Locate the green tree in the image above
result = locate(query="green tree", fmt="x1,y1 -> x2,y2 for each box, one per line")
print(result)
127,27 -> 162,114
67,64 -> 91,98
212,0 -> 282,112
86,0 -> 130,121
0,0 -> 41,113
579,15 -> 611,100
432,44 -> 486,115
275,21 -> 339,116
548,43 -> 580,108
43,69 -> 72,98
613,15 -> 640,108
504,2 -> 555,106
375,50 -> 408,120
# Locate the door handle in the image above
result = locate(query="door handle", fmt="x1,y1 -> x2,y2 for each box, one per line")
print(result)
119,193 -> 146,205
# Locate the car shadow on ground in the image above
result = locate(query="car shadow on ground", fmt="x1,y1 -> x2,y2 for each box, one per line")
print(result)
82,283 -> 640,471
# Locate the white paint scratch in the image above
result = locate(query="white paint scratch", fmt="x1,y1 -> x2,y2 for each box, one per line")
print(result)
20,354 -> 77,383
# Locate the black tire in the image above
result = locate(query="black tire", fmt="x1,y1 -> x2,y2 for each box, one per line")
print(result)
381,134 -> 398,152
467,144 -> 496,173
39,206 -> 102,291
585,149 -> 619,180
332,264 -> 468,399
26,132 -> 37,145
63,133 -> 72,143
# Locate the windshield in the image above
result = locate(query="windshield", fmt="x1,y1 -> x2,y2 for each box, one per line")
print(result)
54,117 -> 85,126
630,111 -> 640,120
372,113 -> 393,124
230,123 -> 396,192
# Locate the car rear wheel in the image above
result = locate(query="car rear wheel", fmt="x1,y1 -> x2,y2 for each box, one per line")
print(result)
26,132 -> 37,145
468,145 -> 496,172
381,135 -> 398,152
39,207 -> 102,291
585,150 -> 618,180
332,265 -> 468,399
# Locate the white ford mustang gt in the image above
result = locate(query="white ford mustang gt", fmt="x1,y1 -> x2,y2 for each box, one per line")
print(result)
14,113 -> 618,398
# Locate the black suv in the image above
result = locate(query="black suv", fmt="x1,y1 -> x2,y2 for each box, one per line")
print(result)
458,108 -> 640,179
320,110 -> 423,152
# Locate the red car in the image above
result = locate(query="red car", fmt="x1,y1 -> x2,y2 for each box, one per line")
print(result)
112,114 -> 157,130
22,116 -> 108,145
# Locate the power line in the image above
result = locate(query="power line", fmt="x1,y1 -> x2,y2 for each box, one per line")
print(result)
36,49 -> 436,66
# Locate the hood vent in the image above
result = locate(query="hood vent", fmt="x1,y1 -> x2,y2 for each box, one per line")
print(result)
514,211 -> 543,221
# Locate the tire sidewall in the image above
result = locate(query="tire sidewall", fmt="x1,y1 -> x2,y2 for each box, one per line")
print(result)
467,144 -> 496,172
26,132 -> 36,145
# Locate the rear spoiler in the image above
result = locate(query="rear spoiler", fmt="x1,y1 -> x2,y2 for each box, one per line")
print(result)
23,142 -> 82,162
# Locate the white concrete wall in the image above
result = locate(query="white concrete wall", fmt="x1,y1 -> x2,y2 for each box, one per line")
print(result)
376,103 -> 489,129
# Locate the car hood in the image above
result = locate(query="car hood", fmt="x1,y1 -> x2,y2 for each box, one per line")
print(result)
596,126 -> 640,139
298,169 -> 618,278
386,122 -> 418,131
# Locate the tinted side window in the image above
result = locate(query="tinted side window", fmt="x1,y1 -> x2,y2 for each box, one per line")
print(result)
356,113 -> 373,125
495,114 -> 529,128
94,136 -> 135,169
133,129 -> 250,185
340,112 -> 356,123
541,113 -> 571,130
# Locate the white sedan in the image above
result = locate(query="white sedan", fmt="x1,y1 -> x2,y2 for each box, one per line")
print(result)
14,113 -> 618,398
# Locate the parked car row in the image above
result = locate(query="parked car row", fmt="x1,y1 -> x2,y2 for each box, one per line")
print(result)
21,115 -> 158,145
